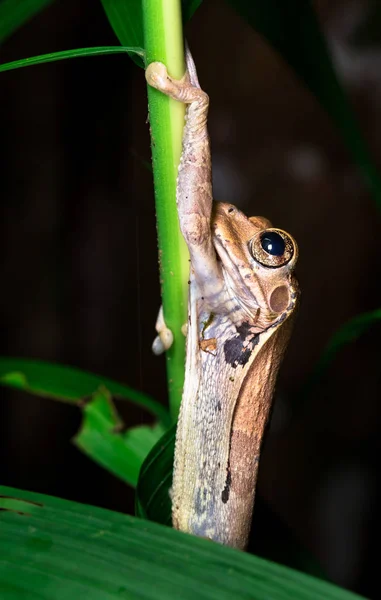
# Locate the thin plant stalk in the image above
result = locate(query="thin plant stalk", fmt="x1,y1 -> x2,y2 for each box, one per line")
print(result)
143,0 -> 189,419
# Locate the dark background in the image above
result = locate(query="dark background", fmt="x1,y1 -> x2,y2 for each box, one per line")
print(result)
1,0 -> 380,597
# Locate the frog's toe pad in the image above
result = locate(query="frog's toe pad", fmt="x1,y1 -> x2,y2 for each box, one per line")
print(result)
152,328 -> 174,355
145,62 -> 169,91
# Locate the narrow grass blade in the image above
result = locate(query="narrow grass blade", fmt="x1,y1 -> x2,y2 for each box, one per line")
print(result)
0,46 -> 143,73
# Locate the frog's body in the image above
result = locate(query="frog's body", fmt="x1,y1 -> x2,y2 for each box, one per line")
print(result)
146,49 -> 299,549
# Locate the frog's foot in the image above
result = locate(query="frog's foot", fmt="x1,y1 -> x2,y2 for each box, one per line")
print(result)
152,306 -> 174,355
145,46 -> 207,105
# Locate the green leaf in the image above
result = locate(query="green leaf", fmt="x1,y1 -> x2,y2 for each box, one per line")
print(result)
297,308 -> 381,405
182,0 -> 202,22
0,46 -> 143,73
99,0 -> 144,66
100,0 -> 202,67
74,387 -> 166,487
225,0 -> 381,211
0,0 -> 55,43
0,357 -> 171,428
0,486 -> 366,600
136,424 -> 175,523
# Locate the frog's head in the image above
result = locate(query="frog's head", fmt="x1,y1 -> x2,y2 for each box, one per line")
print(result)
212,202 -> 299,328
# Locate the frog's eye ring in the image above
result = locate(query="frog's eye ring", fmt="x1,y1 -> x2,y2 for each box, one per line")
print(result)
249,229 -> 294,268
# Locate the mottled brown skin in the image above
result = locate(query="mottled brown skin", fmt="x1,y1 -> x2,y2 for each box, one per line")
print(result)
146,48 -> 299,550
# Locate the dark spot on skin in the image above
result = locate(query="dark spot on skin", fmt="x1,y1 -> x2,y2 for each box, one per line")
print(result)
221,468 -> 232,504
216,401 -> 221,412
236,322 -> 253,338
245,274 -> 251,279
223,322 -> 260,368
195,487 -> 209,516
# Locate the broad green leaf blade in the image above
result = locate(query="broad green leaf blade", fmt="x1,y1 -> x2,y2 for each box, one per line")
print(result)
74,388 -> 166,487
0,486 -> 366,600
0,46 -> 143,73
100,0 -> 202,68
0,357 -> 171,428
225,0 -> 381,211
0,0 -> 54,43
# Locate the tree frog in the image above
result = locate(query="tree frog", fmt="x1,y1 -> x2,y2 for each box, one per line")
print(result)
146,47 -> 299,550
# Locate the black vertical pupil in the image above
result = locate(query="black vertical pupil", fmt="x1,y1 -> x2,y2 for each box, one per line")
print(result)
260,231 -> 285,256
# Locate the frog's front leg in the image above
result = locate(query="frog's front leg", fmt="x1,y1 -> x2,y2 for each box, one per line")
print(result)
146,49 -> 223,298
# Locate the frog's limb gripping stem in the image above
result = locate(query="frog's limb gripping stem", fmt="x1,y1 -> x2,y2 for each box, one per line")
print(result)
152,306 -> 174,355
146,47 -> 223,298
152,306 -> 188,355
145,47 -> 204,105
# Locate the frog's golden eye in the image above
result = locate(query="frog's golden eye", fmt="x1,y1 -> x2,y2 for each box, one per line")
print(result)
249,229 -> 294,268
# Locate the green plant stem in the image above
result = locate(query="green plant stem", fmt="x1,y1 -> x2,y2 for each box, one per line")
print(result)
143,0 -> 189,420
